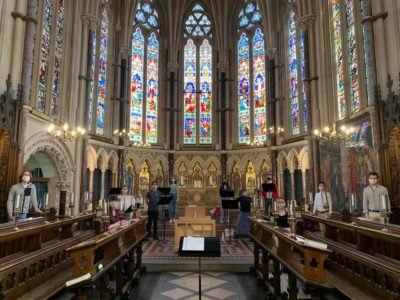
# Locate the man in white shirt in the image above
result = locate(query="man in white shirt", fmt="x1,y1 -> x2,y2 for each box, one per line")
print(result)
362,172 -> 390,224
313,181 -> 332,234
118,185 -> 135,220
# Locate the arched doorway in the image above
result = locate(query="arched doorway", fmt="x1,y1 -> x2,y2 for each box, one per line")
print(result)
24,151 -> 59,211
293,157 -> 303,205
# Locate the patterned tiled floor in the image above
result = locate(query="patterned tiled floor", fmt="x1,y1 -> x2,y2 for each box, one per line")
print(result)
130,271 -> 267,300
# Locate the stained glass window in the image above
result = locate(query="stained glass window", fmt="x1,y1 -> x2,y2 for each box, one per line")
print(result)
184,39 -> 197,144
183,4 -> 213,145
288,9 -> 299,135
88,31 -> 97,132
37,0 -> 53,112
96,9 -> 109,135
199,39 -> 212,144
238,33 -> 251,143
253,28 -> 266,142
300,31 -> 308,133
145,32 -> 159,143
130,28 -> 145,142
237,1 -> 266,144
332,0 -> 346,118
50,0 -> 64,118
130,1 -> 159,143
345,0 -> 360,113
36,0 -> 65,117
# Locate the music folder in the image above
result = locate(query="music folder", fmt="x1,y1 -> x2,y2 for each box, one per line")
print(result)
262,183 -> 276,193
178,237 -> 221,257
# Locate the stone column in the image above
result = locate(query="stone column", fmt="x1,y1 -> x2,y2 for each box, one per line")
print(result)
10,0 -> 28,85
21,0 -> 38,105
100,168 -> 106,199
167,61 -> 179,150
360,0 -> 377,106
290,171 -> 295,201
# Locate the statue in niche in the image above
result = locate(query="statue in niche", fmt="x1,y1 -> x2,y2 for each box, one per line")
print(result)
193,162 -> 203,188
232,163 -> 241,194
246,162 -> 256,190
207,162 -> 218,187
124,165 -> 135,194
155,163 -> 163,186
177,161 -> 188,186
139,163 -> 150,191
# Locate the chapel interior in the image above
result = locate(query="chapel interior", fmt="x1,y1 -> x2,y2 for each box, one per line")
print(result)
0,0 -> 400,299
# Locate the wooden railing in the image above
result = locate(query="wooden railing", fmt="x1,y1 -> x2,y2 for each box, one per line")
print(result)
249,217 -> 332,299
0,214 -> 96,300
66,217 -> 148,299
302,212 -> 400,299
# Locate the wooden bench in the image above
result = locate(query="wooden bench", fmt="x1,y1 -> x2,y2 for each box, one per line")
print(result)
66,217 -> 148,299
249,218 -> 332,299
0,214 -> 97,299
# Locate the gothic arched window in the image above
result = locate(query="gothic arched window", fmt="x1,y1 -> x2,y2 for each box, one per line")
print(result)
287,8 -> 308,136
88,9 -> 110,135
35,0 -> 65,118
183,4 -> 213,145
130,1 -> 159,143
237,1 -> 266,144
331,0 -> 361,119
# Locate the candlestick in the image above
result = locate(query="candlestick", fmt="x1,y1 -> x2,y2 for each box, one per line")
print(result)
309,192 -> 313,204
120,197 -> 123,211
105,200 -> 108,214
45,193 -> 49,206
289,200 -> 296,217
70,193 -> 74,205
15,194 -> 20,209
85,192 -> 89,202
381,194 -> 387,210
351,194 -> 355,208
273,199 -> 278,214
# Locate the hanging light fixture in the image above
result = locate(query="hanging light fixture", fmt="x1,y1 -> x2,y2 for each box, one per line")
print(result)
313,123 -> 355,144
47,123 -> 86,142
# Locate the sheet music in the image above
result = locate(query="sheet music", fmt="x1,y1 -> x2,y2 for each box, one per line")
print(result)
183,236 -> 204,251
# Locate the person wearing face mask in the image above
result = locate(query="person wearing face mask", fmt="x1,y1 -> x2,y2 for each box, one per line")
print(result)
219,179 -> 232,224
362,172 -> 390,224
145,181 -> 162,240
168,177 -> 178,223
261,176 -> 278,218
118,185 -> 135,220
234,189 -> 252,238
7,170 -> 43,221
313,181 -> 332,234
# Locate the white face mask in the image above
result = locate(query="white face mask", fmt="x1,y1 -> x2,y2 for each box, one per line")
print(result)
122,189 -> 128,195
369,179 -> 378,186
318,185 -> 324,191
242,192 -> 248,197
152,185 -> 158,191
22,175 -> 30,183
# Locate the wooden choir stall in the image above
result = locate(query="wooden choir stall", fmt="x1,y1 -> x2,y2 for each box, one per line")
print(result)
65,217 -> 148,300
0,213 -> 96,300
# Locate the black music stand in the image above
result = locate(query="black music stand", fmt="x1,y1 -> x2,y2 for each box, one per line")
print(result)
178,237 -> 221,300
158,187 -> 172,241
221,197 -> 238,243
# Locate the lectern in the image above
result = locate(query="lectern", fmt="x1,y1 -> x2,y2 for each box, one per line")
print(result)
178,236 -> 221,299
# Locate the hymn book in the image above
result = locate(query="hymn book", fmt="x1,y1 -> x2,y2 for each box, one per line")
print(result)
182,236 -> 205,251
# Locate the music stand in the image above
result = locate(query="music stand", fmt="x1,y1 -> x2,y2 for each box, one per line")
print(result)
158,187 -> 172,241
220,190 -> 235,242
178,237 -> 221,300
262,183 -> 276,217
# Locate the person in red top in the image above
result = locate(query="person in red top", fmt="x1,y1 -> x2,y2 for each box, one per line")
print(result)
261,176 -> 278,218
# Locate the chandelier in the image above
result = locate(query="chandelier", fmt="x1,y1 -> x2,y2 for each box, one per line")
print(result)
268,126 -> 284,137
132,141 -> 151,148
47,123 -> 86,142
313,123 -> 354,143
113,129 -> 129,138
246,140 -> 264,147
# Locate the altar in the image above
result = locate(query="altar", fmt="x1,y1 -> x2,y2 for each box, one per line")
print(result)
177,188 -> 220,208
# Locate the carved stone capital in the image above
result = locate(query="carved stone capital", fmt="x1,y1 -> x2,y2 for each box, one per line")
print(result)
266,48 -> 277,57
297,14 -> 317,30
167,61 -> 179,72
81,13 -> 100,31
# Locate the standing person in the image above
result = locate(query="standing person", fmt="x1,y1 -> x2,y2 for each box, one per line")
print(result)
169,177 -> 178,223
219,179 -> 232,224
363,172 -> 390,224
261,176 -> 278,218
7,170 -> 43,220
234,189 -> 252,238
118,185 -> 135,220
271,197 -> 289,228
146,181 -> 162,240
313,181 -> 332,234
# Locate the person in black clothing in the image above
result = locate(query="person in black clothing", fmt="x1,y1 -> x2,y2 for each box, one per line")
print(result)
219,179 -> 232,224
234,189 -> 252,238
145,181 -> 162,240
271,197 -> 289,228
